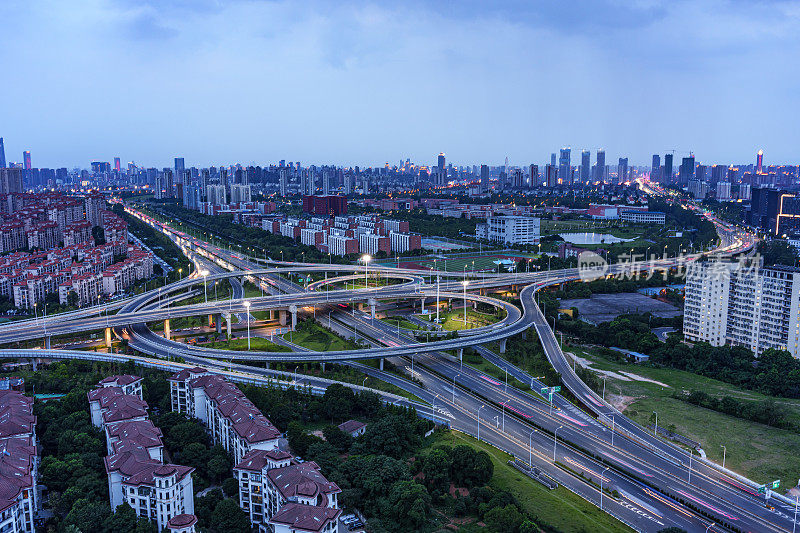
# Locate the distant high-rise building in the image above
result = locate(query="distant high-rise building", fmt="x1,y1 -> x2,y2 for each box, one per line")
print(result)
201,169 -> 210,200
664,153 -> 674,182
480,164 -> 489,194
437,153 -> 446,186
558,148 -> 571,185
595,149 -> 606,182
550,153 -> 557,167
528,164 -> 538,188
545,164 -> 558,187
757,149 -> 764,174
164,169 -> 174,198
23,151 -> 31,170
0,137 -> 6,168
679,155 -> 695,185
617,158 -> 628,183
580,150 -> 590,183
279,168 -> 288,197
651,154 -> 661,181
323,170 -> 331,195
0,168 -> 23,194
114,157 -> 121,172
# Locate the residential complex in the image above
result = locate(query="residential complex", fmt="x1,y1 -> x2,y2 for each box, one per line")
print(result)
261,214 -> 420,257
0,388 -> 37,533
169,367 -> 342,533
89,375 -> 197,532
684,260 -> 800,357
0,192 -> 153,308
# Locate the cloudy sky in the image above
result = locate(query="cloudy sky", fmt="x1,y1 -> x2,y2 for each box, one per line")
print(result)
1,0 -> 798,169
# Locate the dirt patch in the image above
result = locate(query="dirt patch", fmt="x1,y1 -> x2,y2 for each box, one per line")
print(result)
619,371 -> 670,388
608,393 -> 641,412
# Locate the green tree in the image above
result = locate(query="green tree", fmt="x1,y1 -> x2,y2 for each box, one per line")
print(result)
208,498 -> 251,533
484,504 -> 525,533
382,480 -> 431,530
64,498 -> 111,532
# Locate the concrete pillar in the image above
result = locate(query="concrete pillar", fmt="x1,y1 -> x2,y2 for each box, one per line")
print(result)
105,327 -> 113,347
224,313 -> 232,340
215,314 -> 222,334
163,320 -> 171,340
269,309 -> 275,321
321,362 -> 326,372
31,358 -> 38,371
379,358 -> 384,371
420,297 -> 426,313
289,305 -> 298,331
499,338 -> 507,354
279,310 -> 287,326
368,298 -> 377,319
45,336 -> 51,349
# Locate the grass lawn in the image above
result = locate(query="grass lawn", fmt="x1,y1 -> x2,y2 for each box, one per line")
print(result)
204,337 -> 291,352
463,354 -> 531,392
435,310 -> 501,331
380,317 -> 421,330
572,347 -> 800,483
284,324 -> 359,352
431,431 -> 634,533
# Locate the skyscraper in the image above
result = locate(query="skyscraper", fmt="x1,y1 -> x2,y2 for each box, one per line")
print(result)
23,151 -> 31,170
664,153 -> 674,182
545,164 -> 558,187
528,164 -> 538,188
618,158 -> 628,183
679,154 -> 695,185
580,150 -> 590,183
550,153 -> 557,167
0,168 -> 23,194
0,138 -> 6,168
114,157 -> 121,172
279,168 -> 288,197
437,153 -> 446,186
651,154 -> 661,181
480,164 -> 489,194
595,149 -> 606,182
757,149 -> 764,174
558,148 -> 571,185
175,158 -> 187,207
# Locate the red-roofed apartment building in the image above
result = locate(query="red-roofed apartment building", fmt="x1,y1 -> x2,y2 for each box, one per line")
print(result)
89,376 -> 197,532
0,390 -> 38,533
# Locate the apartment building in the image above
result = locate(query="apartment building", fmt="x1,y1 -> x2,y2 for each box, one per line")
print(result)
234,451 -> 341,533
684,260 -> 800,356
167,369 -> 282,464
0,390 -> 38,533
478,215 -> 541,245
90,376 -> 197,532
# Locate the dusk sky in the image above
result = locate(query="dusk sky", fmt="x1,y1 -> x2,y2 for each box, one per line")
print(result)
1,0 -> 798,169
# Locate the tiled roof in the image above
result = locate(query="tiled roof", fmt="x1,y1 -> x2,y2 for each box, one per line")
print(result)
266,462 -> 340,504
268,502 -> 340,533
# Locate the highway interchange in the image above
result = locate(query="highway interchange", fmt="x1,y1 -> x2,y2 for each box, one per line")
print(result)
2,199 -> 795,532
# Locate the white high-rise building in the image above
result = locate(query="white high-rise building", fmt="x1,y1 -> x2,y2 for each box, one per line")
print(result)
684,260 -> 800,357
482,215 -> 540,245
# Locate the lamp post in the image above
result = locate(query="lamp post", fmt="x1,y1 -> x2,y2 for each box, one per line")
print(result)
553,425 -> 563,462
529,428 -> 536,466
600,466 -> 611,511
477,404 -> 486,441
201,270 -> 209,303
452,373 -> 459,404
462,280 -> 469,327
501,400 -> 509,432
362,254 -> 372,288
720,444 -> 726,469
653,411 -> 658,437
178,268 -> 183,281
244,301 -> 251,350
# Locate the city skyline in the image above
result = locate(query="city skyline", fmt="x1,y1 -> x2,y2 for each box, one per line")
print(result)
1,1 -> 798,167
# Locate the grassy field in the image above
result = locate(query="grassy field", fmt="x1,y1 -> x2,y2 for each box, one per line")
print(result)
284,324 -> 359,352
430,431 -> 634,533
419,309 -> 501,331
203,337 -> 291,352
571,347 -> 800,483
380,317 -> 421,330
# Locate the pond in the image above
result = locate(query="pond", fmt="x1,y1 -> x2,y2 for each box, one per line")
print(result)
559,232 -> 635,245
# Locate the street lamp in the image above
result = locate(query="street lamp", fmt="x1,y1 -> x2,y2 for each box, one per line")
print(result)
452,373 -> 459,404
477,404 -> 486,441
361,254 -> 372,288
720,444 -> 726,469
501,400 -> 509,432
653,411 -> 658,437
244,301 -> 251,350
600,466 -> 611,511
528,428 -> 536,466
462,280 -> 469,327
553,425 -> 563,462
201,269 -> 209,303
